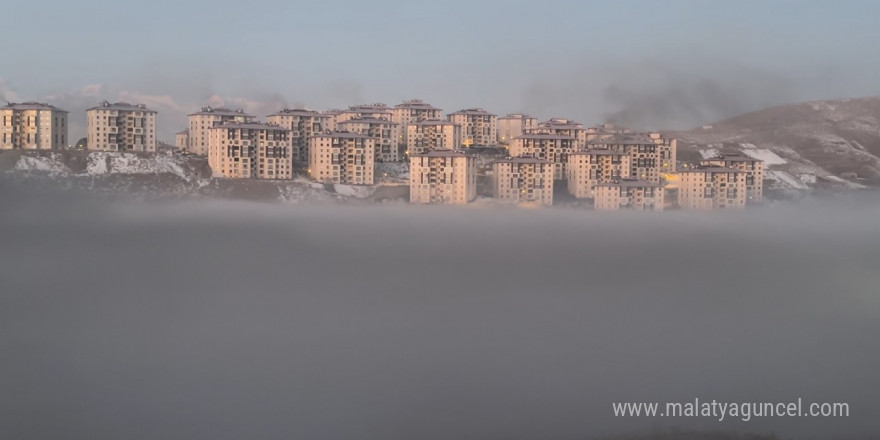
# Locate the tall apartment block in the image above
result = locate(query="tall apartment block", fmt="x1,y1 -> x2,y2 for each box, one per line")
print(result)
322,109 -> 344,132
187,107 -> 255,156
336,103 -> 393,124
585,123 -> 631,142
87,101 -> 157,152
701,153 -> 764,203
509,133 -> 578,180
308,132 -> 375,185
594,179 -> 664,211
678,166 -> 747,210
207,122 -> 292,180
447,108 -> 497,147
336,116 -> 399,162
497,113 -> 537,145
392,99 -> 443,150
567,149 -> 632,199
0,102 -> 68,150
526,118 -> 587,149
267,108 -> 326,163
410,149 -> 476,205
587,134 -> 674,183
406,119 -> 462,155
492,156 -> 554,206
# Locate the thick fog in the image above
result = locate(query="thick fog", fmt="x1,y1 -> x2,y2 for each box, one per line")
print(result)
2,192 -> 879,440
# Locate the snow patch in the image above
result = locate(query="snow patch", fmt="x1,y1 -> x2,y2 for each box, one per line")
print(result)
741,149 -> 786,165
698,148 -> 720,159
333,184 -> 372,198
14,155 -> 69,174
766,170 -> 808,189
824,175 -> 866,189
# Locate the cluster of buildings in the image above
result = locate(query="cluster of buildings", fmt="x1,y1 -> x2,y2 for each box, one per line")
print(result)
0,98 -> 765,210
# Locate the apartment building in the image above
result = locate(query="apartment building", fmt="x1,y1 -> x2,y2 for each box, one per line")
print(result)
447,108 -> 497,147
322,109 -> 344,132
87,101 -> 157,152
594,179 -> 664,211
186,107 -> 255,155
497,113 -> 537,145
585,123 -> 631,142
406,119 -> 462,155
410,149 -> 476,205
336,103 -> 393,124
207,122 -> 292,180
392,99 -> 443,149
0,102 -> 68,150
492,156 -> 554,206
701,153 -> 764,203
509,133 -> 578,180
567,149 -> 632,199
587,134 -> 674,183
526,118 -> 587,149
175,130 -> 188,149
267,108 -> 326,163
678,166 -> 747,210
308,132 -> 375,185
336,116 -> 399,162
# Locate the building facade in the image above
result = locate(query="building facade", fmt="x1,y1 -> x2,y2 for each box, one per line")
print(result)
336,117 -> 399,162
587,134 -> 673,183
526,118 -> 587,149
492,156 -> 554,206
410,149 -> 476,205
308,132 -> 375,185
678,166 -> 747,210
0,102 -> 68,150
594,179 -> 664,211
87,101 -> 157,152
497,113 -> 537,145
567,149 -> 633,199
447,108 -> 497,147
392,99 -> 443,150
187,107 -> 255,156
509,133 -> 578,180
701,153 -> 764,204
175,130 -> 188,150
267,108 -> 326,163
405,119 -> 462,155
207,122 -> 292,180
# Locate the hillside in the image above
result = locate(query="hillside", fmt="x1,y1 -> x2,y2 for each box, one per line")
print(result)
671,96 -> 880,191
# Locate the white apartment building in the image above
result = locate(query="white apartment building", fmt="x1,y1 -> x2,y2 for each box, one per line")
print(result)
594,179 -> 664,211
207,122 -> 292,180
526,118 -> 587,149
567,149 -> 633,199
267,108 -> 326,163
187,107 -> 255,156
392,99 -> 443,149
410,149 -> 476,205
406,119 -> 462,155
87,101 -> 157,152
336,116 -> 399,162
492,156 -> 554,206
308,132 -> 375,185
509,133 -> 578,180
678,166 -> 747,210
0,102 -> 68,150
497,113 -> 537,145
447,108 -> 497,147
701,153 -> 764,204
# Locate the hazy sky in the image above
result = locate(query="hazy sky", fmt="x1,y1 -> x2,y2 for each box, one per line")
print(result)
2,0 -> 880,139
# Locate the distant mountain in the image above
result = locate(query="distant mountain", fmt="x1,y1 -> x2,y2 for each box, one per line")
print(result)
671,96 -> 880,191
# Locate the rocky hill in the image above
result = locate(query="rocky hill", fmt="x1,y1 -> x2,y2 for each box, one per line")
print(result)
671,96 -> 880,191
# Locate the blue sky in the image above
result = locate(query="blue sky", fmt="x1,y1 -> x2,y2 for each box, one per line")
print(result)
3,0 -> 879,139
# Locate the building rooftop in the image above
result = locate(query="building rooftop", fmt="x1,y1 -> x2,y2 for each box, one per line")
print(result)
88,101 -> 157,112
311,131 -> 372,139
410,119 -> 458,126
448,108 -> 496,117
394,99 -> 440,110
268,108 -> 322,117
499,113 -> 535,119
595,179 -> 662,188
588,134 -> 656,146
210,122 -> 287,131
515,133 -> 577,141
338,116 -> 398,125
412,149 -> 474,158
188,106 -> 253,117
680,165 -> 745,174
176,129 -> 189,135
3,101 -> 68,112
495,155 -> 550,164
539,118 -> 583,127
570,148 -> 629,156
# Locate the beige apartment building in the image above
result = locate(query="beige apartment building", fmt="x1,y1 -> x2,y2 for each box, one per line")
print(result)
87,101 -> 157,152
267,108 -> 326,163
678,166 -> 747,210
567,149 -> 632,199
336,103 -> 393,124
497,113 -> 537,145
594,179 -> 664,211
410,149 -> 476,205
701,153 -> 764,203
0,102 -> 68,150
585,123 -> 631,142
526,118 -> 587,149
509,133 -> 578,180
406,119 -> 462,155
392,99 -> 443,149
175,130 -> 188,149
336,116 -> 399,162
308,132 -> 375,185
207,122 -> 292,180
492,156 -> 554,206
187,107 -> 255,156
588,134 -> 675,183
447,108 -> 497,147
322,109 -> 344,132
